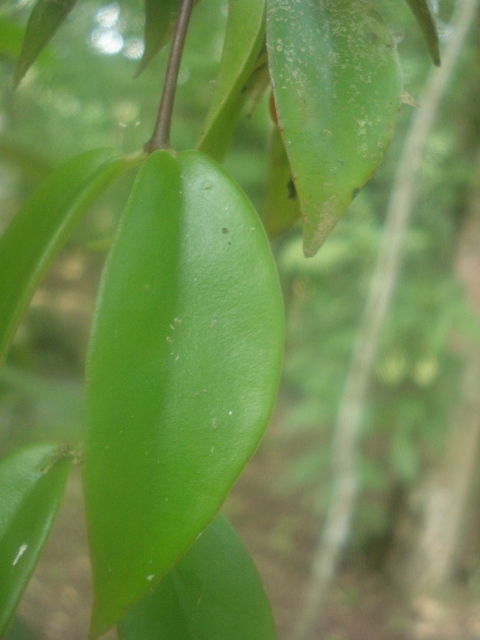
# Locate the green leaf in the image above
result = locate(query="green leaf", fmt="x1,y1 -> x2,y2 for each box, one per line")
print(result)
0,19 -> 26,61
198,0 -> 266,159
118,513 -> 277,640
13,0 -> 78,86
266,0 -> 402,256
0,148 -> 138,367
404,0 -> 440,66
0,17 -> 55,78
84,149 -> 284,637
136,0 -> 182,76
0,443 -> 72,637
262,122 -> 300,237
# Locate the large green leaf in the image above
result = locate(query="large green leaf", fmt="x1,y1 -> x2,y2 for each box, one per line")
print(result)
198,0 -> 266,159
13,0 -> 78,86
84,149 -> 284,638
404,0 -> 440,66
0,443 -> 72,637
136,0 -> 182,76
267,0 -> 402,256
118,514 -> 277,640
0,148 -> 138,367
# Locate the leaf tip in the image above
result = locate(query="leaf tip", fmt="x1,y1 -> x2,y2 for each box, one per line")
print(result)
302,243 -> 318,258
301,207 -> 340,258
12,65 -> 27,90
429,40 -> 441,66
133,56 -> 149,79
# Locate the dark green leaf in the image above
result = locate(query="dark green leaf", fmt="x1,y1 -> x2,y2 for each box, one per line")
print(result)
118,513 -> 277,640
0,443 -> 72,637
0,148 -> 138,367
136,0 -> 182,76
198,0 -> 266,159
404,0 -> 440,66
84,149 -> 284,637
267,0 -> 402,256
13,0 -> 78,86
262,121 -> 300,237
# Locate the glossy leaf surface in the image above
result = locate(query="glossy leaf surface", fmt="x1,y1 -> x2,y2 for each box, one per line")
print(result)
267,0 -> 402,256
13,0 -> 78,86
0,444 -> 72,637
137,0 -> 181,76
262,124 -> 300,237
118,513 -> 277,640
84,149 -> 284,637
404,0 -> 440,65
0,148 -> 136,367
198,0 -> 266,159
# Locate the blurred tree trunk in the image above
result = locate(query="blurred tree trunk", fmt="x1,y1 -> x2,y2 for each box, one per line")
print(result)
389,152 -> 480,595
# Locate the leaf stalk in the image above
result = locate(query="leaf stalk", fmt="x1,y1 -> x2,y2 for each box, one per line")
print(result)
145,0 -> 194,152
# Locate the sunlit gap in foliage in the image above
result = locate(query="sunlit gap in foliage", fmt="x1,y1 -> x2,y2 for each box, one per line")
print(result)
435,0 -> 455,43
89,2 -> 144,59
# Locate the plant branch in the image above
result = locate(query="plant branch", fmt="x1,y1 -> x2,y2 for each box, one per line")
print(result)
291,0 -> 477,636
145,0 -> 194,152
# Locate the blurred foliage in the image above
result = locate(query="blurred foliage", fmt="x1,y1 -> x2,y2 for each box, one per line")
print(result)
4,615 -> 39,640
0,0 -> 479,559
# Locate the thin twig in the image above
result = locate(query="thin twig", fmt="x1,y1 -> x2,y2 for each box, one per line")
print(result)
291,0 -> 478,636
144,0 -> 195,152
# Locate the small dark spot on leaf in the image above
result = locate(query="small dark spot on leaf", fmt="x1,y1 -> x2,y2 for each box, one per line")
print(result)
352,188 -> 360,199
287,179 -> 297,200
222,227 -> 229,234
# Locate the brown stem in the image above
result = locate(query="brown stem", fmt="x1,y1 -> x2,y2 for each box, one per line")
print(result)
144,0 -> 194,153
